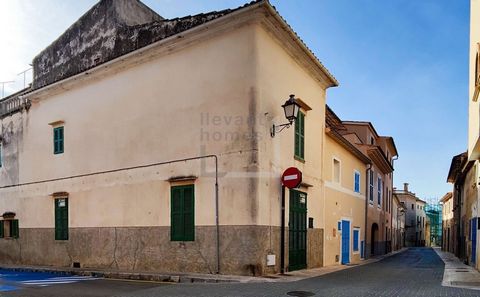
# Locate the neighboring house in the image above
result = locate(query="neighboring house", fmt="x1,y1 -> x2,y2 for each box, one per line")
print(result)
441,192 -> 455,253
394,183 -> 426,247
447,152 -> 470,262
425,216 -> 431,247
392,194 -> 405,251
0,0 -> 339,275
341,122 -> 397,257
416,198 -> 427,246
464,0 -> 480,271
323,106 -> 370,266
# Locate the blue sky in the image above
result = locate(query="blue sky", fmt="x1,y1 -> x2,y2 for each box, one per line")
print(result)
0,0 -> 470,201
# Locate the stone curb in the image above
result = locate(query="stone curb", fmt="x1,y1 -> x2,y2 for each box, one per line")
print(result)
0,249 -> 408,284
0,266 -> 240,284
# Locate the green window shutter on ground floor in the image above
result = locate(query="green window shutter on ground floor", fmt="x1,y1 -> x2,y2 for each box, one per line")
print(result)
171,185 -> 195,241
0,220 -> 4,238
11,219 -> 19,239
55,198 -> 68,240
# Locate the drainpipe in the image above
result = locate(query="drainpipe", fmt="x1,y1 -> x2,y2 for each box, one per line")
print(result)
364,164 -> 372,259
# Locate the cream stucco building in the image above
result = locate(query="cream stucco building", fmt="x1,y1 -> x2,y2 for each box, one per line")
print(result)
392,194 -> 405,251
394,183 -> 426,247
441,192 -> 455,253
0,0 -> 402,276
0,0 -> 339,276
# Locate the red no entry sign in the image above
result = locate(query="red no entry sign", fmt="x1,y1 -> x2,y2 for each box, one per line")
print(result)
281,167 -> 302,189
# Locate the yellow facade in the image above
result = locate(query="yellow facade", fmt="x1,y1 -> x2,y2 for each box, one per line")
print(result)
323,134 -> 367,265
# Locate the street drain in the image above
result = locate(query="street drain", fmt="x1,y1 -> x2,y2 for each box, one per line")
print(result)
286,291 -> 315,297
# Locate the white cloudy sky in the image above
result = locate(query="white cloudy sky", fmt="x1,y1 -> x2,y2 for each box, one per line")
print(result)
0,1 -> 97,95
0,0 -> 248,97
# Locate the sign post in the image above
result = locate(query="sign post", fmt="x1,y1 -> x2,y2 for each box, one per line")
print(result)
280,167 -> 302,274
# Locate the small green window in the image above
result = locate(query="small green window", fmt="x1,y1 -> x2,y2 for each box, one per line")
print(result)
53,126 -> 64,154
55,198 -> 68,240
10,220 -> 19,239
171,185 -> 195,241
294,111 -> 305,160
0,220 -> 19,239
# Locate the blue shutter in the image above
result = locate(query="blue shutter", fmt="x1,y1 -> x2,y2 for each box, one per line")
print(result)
354,172 -> 360,193
353,229 -> 359,252
337,221 -> 341,231
360,241 -> 364,258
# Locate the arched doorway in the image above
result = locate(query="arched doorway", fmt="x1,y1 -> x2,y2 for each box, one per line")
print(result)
371,223 -> 379,256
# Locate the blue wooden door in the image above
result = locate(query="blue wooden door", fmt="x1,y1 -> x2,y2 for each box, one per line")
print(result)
472,218 -> 477,264
341,220 -> 350,264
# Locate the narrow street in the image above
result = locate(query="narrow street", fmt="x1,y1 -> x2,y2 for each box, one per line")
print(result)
1,248 -> 478,297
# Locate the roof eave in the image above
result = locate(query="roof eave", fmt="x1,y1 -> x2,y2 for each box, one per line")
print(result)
262,1 -> 339,88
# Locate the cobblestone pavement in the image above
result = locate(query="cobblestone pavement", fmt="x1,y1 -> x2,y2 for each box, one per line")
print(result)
3,248 -> 480,297
117,248 -> 480,297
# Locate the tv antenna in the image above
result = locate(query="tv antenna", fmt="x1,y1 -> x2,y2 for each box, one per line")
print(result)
0,81 -> 14,99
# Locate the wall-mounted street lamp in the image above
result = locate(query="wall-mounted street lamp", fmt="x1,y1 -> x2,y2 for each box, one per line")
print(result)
270,94 -> 301,137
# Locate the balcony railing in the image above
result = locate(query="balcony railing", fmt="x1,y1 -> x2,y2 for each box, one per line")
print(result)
0,95 -> 31,119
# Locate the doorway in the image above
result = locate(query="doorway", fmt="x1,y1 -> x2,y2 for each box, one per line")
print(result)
289,190 -> 307,271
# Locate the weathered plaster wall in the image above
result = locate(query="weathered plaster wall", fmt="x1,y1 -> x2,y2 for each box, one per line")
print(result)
0,5 -> 333,274
32,0 -> 165,89
0,112 -> 24,187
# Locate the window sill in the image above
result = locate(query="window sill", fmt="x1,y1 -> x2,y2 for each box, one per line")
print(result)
294,156 -> 305,163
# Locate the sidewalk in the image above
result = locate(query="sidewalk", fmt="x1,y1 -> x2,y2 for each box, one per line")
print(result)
0,248 -> 407,284
434,247 -> 480,290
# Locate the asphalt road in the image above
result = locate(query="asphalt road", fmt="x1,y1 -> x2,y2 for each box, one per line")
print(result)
2,248 -> 480,297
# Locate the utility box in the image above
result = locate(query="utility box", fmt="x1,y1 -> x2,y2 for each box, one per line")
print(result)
266,254 -> 276,266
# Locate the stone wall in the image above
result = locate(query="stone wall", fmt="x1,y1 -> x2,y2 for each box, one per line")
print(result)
0,225 -> 324,276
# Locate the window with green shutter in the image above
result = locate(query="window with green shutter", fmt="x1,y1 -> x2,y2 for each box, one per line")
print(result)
171,185 -> 195,241
294,111 -> 305,160
10,220 -> 19,239
0,220 -> 19,239
53,126 -> 64,154
55,198 -> 69,240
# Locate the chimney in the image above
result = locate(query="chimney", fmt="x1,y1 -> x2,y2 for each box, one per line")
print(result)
403,183 -> 409,192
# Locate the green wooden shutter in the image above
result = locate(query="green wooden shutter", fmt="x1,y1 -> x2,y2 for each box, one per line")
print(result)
54,127 -> 64,154
294,114 -> 300,158
294,112 -> 305,160
55,198 -> 68,240
171,185 -> 195,241
62,199 -> 69,240
183,186 -> 195,241
171,187 -> 183,241
11,220 -> 19,239
299,112 -> 305,159
0,221 -> 4,238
